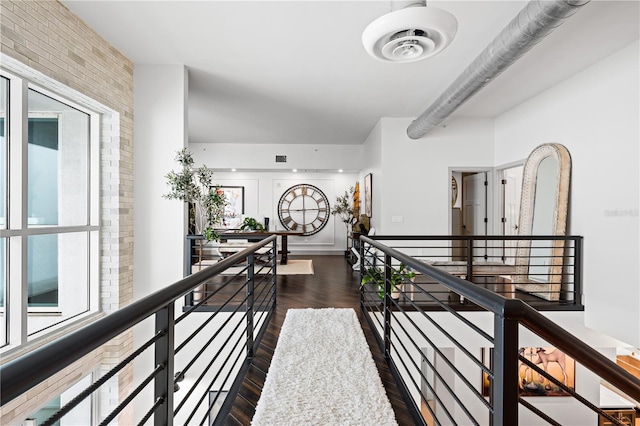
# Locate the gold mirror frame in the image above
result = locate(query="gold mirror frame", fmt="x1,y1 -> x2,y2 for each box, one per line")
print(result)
515,143 -> 571,301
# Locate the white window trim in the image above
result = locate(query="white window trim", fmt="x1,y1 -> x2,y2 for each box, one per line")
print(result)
0,53 -> 115,355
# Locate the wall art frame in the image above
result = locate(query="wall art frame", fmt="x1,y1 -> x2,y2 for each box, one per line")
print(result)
364,173 -> 372,218
481,346 -> 575,397
219,186 -> 244,229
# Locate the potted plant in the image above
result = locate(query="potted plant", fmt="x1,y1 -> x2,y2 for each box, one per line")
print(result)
164,148 -> 227,267
331,186 -> 355,231
361,263 -> 416,300
239,217 -> 265,232
164,148 -> 226,240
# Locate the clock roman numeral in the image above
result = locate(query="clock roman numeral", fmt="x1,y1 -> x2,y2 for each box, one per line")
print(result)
280,200 -> 291,210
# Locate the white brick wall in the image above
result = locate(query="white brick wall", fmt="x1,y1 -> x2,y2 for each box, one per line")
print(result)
1,1 -> 134,424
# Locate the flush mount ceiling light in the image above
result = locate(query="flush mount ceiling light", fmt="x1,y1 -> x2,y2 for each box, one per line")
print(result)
362,6 -> 457,62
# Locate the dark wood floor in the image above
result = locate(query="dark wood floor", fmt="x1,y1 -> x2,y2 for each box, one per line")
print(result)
223,255 -> 416,425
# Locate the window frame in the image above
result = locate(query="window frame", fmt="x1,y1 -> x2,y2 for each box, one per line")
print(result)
0,68 -> 101,351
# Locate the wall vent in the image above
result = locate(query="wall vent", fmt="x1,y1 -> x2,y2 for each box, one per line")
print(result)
275,155 -> 287,163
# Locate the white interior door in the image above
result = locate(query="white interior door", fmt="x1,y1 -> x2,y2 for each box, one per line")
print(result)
463,173 -> 487,260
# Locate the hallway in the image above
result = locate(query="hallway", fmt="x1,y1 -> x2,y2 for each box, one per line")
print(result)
224,255 -> 415,425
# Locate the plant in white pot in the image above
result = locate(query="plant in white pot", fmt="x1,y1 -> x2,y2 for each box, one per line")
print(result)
164,148 -> 226,267
239,217 -> 265,232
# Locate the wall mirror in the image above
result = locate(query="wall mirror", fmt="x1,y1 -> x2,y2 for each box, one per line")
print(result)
515,143 -> 571,301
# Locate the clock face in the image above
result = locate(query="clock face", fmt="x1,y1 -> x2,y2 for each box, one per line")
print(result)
277,184 -> 330,236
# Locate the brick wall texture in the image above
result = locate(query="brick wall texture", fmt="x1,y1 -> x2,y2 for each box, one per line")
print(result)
1,0 -> 134,424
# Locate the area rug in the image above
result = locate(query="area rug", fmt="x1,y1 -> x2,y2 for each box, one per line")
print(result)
252,308 -> 397,425
276,259 -> 313,275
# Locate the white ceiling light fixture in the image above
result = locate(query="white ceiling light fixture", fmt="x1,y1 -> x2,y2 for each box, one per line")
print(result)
362,3 -> 458,63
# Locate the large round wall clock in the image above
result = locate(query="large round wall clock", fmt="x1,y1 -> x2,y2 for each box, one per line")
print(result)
277,184 -> 330,236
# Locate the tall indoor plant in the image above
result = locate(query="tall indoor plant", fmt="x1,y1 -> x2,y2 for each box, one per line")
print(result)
332,186 -> 355,233
164,148 -> 226,241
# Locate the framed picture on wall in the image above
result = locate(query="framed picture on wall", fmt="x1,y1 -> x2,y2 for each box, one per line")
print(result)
481,347 -> 575,397
518,346 -> 575,396
364,173 -> 372,218
219,186 -> 244,228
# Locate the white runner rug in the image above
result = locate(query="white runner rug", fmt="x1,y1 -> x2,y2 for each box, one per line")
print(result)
252,308 -> 397,425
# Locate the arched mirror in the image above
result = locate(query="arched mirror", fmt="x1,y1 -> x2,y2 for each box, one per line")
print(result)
515,143 -> 571,301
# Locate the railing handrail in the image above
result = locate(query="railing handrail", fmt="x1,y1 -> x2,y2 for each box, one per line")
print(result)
515,301 -> 640,400
0,235 -> 277,406
362,236 -> 511,312
368,234 -> 583,241
360,235 -> 640,402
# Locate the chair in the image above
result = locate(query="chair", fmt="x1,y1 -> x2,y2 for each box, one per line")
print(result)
352,227 -> 376,271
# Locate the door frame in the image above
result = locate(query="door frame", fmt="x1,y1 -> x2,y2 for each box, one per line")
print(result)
494,159 -> 526,263
448,167 -> 496,237
449,167 -> 495,262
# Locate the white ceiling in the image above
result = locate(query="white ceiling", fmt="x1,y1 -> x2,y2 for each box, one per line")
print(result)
62,1 -> 639,145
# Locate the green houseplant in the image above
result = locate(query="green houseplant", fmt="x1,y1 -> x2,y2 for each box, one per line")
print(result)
164,148 -> 226,242
331,186 -> 355,232
239,217 -> 265,232
361,264 -> 416,300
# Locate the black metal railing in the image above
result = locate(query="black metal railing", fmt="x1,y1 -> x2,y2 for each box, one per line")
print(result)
359,235 -> 639,426
0,236 -> 277,426
358,235 -> 583,310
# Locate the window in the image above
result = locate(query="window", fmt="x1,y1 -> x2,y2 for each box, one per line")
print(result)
26,372 -> 95,425
0,71 -> 99,349
1,76 -> 7,347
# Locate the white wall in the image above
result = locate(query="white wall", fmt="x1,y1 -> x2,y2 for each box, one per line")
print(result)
190,142 -> 368,253
377,117 -> 495,235
133,64 -> 189,420
361,119 -> 382,229
134,64 -> 189,299
190,142 -> 364,172
494,41 -> 640,346
182,167 -> 359,254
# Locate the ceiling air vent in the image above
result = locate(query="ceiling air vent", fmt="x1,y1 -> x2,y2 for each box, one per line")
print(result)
275,155 -> 287,163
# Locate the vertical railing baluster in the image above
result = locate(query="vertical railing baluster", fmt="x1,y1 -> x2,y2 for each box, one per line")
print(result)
154,304 -> 175,426
185,236 -> 193,306
574,236 -> 583,306
466,236 -> 474,283
247,253 -> 255,358
359,236 -> 365,273
272,239 -> 278,306
491,309 -> 519,425
359,239 -> 366,306
383,253 -> 392,359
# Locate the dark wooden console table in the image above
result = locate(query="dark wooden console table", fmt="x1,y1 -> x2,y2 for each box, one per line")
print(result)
218,230 -> 304,264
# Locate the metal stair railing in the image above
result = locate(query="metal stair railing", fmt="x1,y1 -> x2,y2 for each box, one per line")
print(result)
0,235 -> 277,426
359,235 -> 640,426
